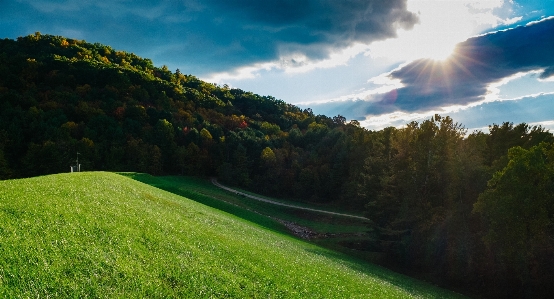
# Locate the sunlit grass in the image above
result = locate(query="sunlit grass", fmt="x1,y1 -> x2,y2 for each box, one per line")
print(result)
0,172 -> 465,298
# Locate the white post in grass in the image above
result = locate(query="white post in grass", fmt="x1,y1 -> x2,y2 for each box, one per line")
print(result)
71,152 -> 81,173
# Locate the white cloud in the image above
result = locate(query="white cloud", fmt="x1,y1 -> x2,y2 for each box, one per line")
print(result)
202,62 -> 278,84
296,70 -> 405,106
204,42 -> 374,83
359,110 -> 435,130
280,43 -> 371,74
483,71 -> 538,103
502,16 -> 523,25
360,90 -> 554,132
529,120 -> 554,132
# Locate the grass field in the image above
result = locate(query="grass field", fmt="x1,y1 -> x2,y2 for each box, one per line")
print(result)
126,174 -> 380,260
0,172 -> 465,298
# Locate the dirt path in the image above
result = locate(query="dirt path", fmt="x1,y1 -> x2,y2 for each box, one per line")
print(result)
211,178 -> 369,221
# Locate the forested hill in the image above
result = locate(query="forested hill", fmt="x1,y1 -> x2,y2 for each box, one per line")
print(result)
0,32 -> 358,198
2,32 -> 554,298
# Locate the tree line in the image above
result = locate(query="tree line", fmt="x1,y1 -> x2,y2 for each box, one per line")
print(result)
1,33 -> 553,298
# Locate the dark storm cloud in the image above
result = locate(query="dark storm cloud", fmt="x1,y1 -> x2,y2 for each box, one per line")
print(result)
2,0 -> 417,75
370,17 -> 554,114
210,0 -> 418,43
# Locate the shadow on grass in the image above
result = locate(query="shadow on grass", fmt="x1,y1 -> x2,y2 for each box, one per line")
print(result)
120,173 -> 466,298
304,247 -> 465,298
118,173 -> 288,235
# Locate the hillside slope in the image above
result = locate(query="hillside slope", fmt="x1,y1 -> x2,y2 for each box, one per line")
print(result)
0,172 -> 464,298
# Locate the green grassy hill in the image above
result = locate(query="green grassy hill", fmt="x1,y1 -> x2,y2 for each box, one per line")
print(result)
124,173 -> 379,261
0,172 -> 465,298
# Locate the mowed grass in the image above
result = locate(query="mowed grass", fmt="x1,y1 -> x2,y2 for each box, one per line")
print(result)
127,174 -> 378,260
127,174 -> 369,235
0,172 -> 465,298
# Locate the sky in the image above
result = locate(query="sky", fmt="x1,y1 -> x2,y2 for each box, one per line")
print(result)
1,0 -> 554,132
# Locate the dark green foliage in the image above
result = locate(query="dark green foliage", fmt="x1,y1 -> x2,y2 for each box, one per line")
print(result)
474,143 -> 554,297
363,116 -> 554,298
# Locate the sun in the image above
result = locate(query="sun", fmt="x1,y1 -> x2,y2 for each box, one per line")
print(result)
426,43 -> 456,61
369,0 -> 504,62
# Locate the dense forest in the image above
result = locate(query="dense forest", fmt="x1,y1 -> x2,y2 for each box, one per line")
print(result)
1,33 -> 553,298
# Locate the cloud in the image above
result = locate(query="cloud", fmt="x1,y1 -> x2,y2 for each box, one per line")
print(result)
205,42 -> 374,83
196,0 -> 419,74
209,0 -> 418,45
451,92 -> 554,130
6,0 -> 418,76
305,92 -> 554,132
363,17 -> 554,114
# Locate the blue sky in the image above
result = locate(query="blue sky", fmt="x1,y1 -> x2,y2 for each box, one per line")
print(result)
1,0 -> 554,132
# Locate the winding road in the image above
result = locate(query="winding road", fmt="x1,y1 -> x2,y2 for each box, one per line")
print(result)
211,178 -> 370,221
